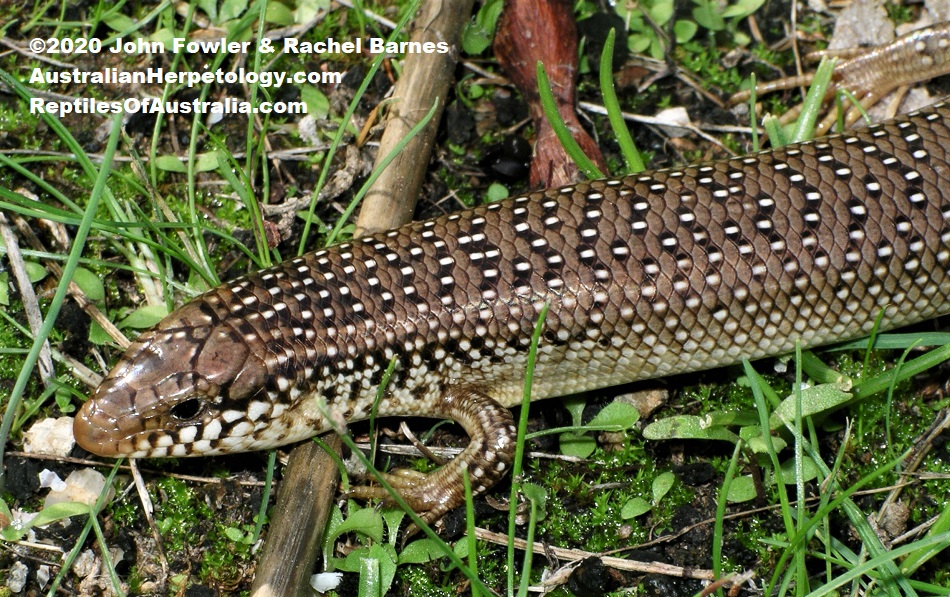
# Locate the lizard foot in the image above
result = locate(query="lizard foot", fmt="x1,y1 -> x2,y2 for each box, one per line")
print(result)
348,387 -> 517,530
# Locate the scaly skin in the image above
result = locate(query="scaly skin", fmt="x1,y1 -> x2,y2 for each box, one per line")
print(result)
75,101 -> 950,523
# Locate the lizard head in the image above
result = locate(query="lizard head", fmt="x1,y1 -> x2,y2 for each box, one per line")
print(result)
74,297 -> 309,458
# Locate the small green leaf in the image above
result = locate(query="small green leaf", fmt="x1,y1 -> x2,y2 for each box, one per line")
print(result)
398,538 -> 447,564
747,432 -> 787,454
740,424 -> 788,453
344,544 -> 396,596
561,395 -> 587,427
323,506 -> 346,569
588,401 -> 639,430
769,383 -> 853,430
462,24 -> 492,55
722,0 -> 765,19
381,508 -> 404,547
331,506 -> 384,544
118,305 -> 169,329
461,0 -> 503,55
0,272 -> 8,306
197,0 -> 217,21
692,0 -> 725,31
522,482 -> 548,521
726,475 -> 757,503
155,155 -> 187,173
621,497 -> 651,519
88,321 -> 112,345
652,471 -> 675,504
71,267 -> 104,302
150,28 -> 176,48
485,182 -> 509,203
454,538 -> 468,559
776,456 -> 820,484
220,0 -> 249,21
24,261 -> 48,283
522,482 -> 547,505
294,0 -> 330,23
738,425 -> 760,441
709,410 -> 759,427
265,1 -> 295,25
301,86 -> 330,119
223,527 -> 246,542
648,0 -> 674,25
673,20 -> 698,43
642,415 -> 740,443
732,31 -> 752,46
474,0 -> 504,29
55,386 -> 76,413
1,502 -> 90,542
195,152 -> 220,173
628,33 -> 653,54
103,14 -> 136,32
0,497 -> 12,521
33,501 -> 92,526
559,431 -> 595,459
763,114 -> 788,147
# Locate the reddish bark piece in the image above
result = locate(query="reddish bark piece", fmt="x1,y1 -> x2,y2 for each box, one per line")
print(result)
494,0 -> 608,187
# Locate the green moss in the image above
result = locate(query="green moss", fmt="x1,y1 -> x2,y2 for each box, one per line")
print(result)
675,41 -> 745,93
124,565 -> 146,594
109,491 -> 139,528
884,1 -> 915,25
146,476 -> 257,586
531,445 -> 658,551
151,477 -> 209,552
395,566 -> 455,597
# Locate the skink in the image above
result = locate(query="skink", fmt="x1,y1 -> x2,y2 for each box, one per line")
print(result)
734,22 -> 950,103
75,101 -> 950,523
732,22 -> 950,134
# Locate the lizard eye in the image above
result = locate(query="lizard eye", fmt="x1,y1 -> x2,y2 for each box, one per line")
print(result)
170,398 -> 204,421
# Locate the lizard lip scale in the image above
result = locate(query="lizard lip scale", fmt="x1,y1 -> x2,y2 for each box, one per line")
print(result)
75,101 -> 950,520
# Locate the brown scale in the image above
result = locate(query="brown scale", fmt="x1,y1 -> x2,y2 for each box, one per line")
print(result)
76,102 -> 950,524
